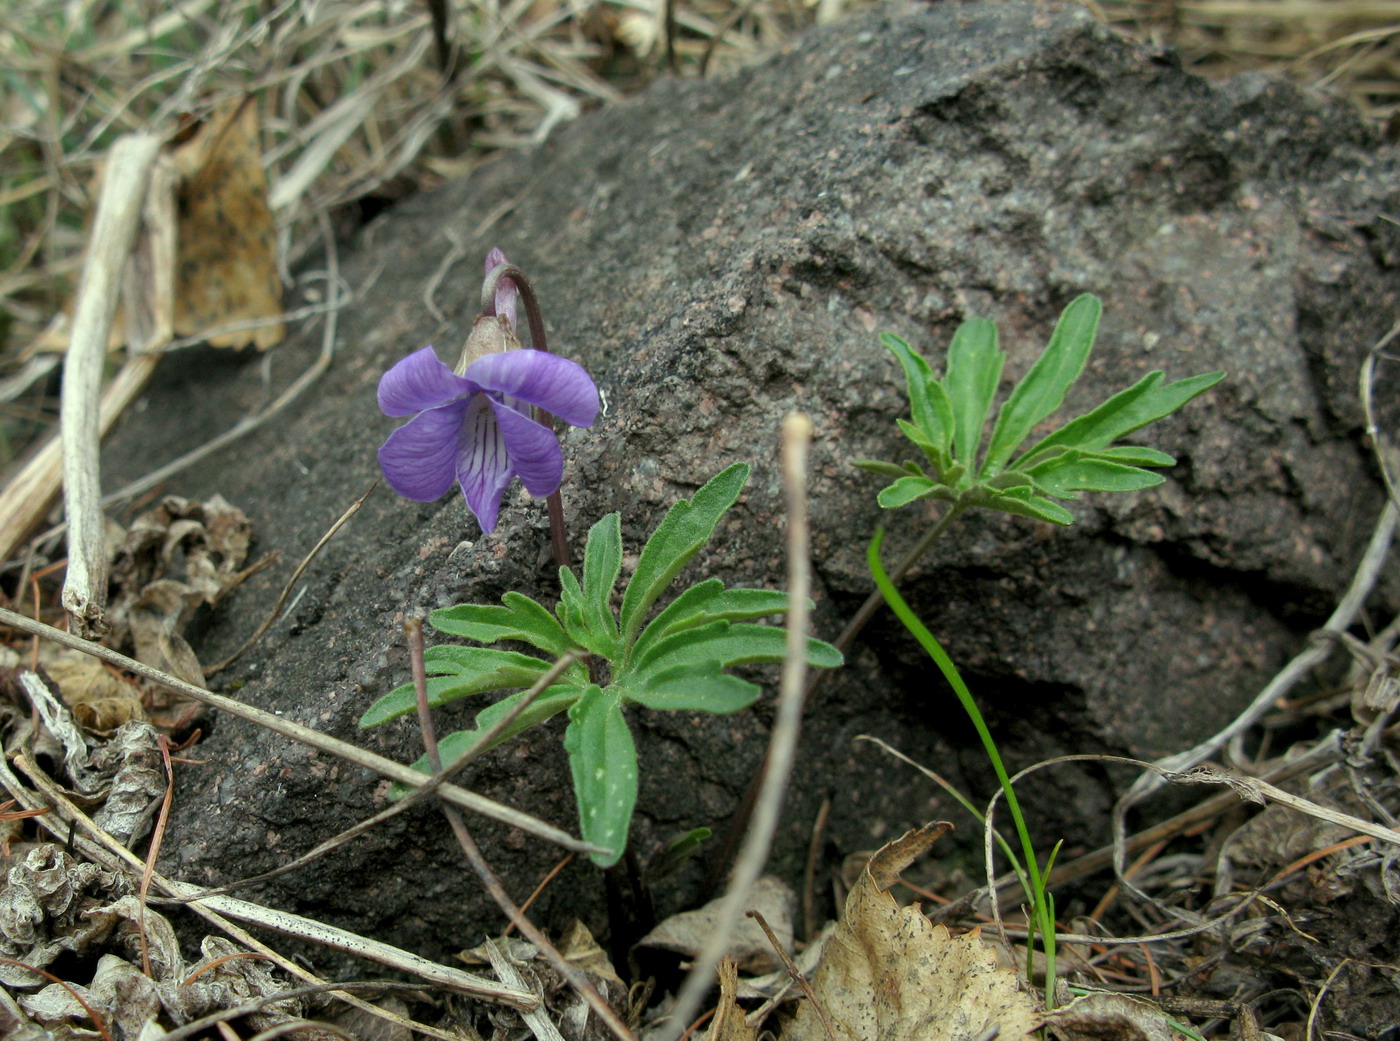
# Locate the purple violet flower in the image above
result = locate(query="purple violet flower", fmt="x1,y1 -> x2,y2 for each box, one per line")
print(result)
377,344 -> 599,534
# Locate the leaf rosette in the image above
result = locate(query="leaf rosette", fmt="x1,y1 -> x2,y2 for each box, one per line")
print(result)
856,294 -> 1224,524
361,463 -> 842,865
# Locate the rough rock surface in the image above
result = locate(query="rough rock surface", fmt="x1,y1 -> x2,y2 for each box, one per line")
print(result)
100,0 -> 1400,967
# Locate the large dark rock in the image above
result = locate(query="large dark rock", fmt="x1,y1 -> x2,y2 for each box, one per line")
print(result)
102,0 -> 1399,968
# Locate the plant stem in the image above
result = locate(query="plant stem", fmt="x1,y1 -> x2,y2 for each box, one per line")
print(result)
830,500 -> 968,657
480,261 -> 573,568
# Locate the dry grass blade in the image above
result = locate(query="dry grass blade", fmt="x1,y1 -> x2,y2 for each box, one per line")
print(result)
1100,0 -> 1400,120
0,606 -> 607,854
0,753 -> 492,1041
1168,763 -> 1400,846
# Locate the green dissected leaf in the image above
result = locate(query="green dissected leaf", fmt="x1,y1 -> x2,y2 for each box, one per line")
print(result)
881,333 -> 942,449
980,490 -> 1076,526
359,647 -> 555,728
896,419 -> 948,474
1028,455 -> 1165,499
623,664 -> 761,714
852,459 -> 910,478
558,565 -> 585,624
396,683 -> 583,793
982,294 -> 1101,477
943,316 -> 1003,472
632,581 -> 795,662
565,685 -> 637,867
628,619 -> 841,684
556,566 -> 613,656
974,484 -> 1080,523
430,592 -> 575,657
1012,370 -> 1225,471
876,475 -> 943,509
618,463 -> 750,643
1081,445 -> 1176,467
984,471 -> 1034,490
579,512 -> 623,658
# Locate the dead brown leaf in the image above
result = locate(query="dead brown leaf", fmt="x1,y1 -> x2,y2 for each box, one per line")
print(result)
44,650 -> 146,733
557,918 -> 624,988
706,958 -> 758,1041
639,876 -> 797,975
784,822 -> 1041,1041
171,99 -> 283,349
1043,989 -> 1175,1041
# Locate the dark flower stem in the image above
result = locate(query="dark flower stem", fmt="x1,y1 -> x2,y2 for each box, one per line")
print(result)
481,262 -> 573,568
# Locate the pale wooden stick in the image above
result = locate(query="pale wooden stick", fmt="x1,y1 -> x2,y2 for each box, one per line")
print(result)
60,132 -> 162,636
0,353 -> 161,565
662,413 -> 816,1041
124,152 -> 178,354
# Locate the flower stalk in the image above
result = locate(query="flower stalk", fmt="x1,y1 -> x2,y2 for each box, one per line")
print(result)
478,260 -> 573,567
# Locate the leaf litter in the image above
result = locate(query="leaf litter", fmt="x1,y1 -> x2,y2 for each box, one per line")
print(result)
782,823 -> 1041,1041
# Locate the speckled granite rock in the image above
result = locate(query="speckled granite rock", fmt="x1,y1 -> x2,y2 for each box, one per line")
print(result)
100,0 -> 1400,969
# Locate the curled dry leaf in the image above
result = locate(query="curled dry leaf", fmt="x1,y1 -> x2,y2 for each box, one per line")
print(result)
167,935 -> 305,1028
638,876 -> 797,974
328,994 -> 414,1041
1042,989 -> 1175,1041
44,650 -> 146,732
0,846 -> 129,988
18,953 -> 160,1039
90,722 -> 167,848
108,494 -> 256,684
460,922 -> 625,1041
784,822 -> 1041,1041
129,578 -> 206,687
171,99 -> 284,349
16,672 -> 99,794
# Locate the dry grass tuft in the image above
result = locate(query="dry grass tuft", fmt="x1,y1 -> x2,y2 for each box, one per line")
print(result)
0,0 -> 1395,475
0,0 -> 862,468
1100,0 -> 1400,122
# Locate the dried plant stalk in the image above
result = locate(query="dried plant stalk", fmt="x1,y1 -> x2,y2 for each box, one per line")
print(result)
60,133 -> 162,637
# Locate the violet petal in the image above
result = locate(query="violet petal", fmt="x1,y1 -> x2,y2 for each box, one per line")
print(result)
492,399 -> 564,497
378,401 -> 467,501
455,395 -> 513,533
466,351 -> 599,428
378,346 -> 475,417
